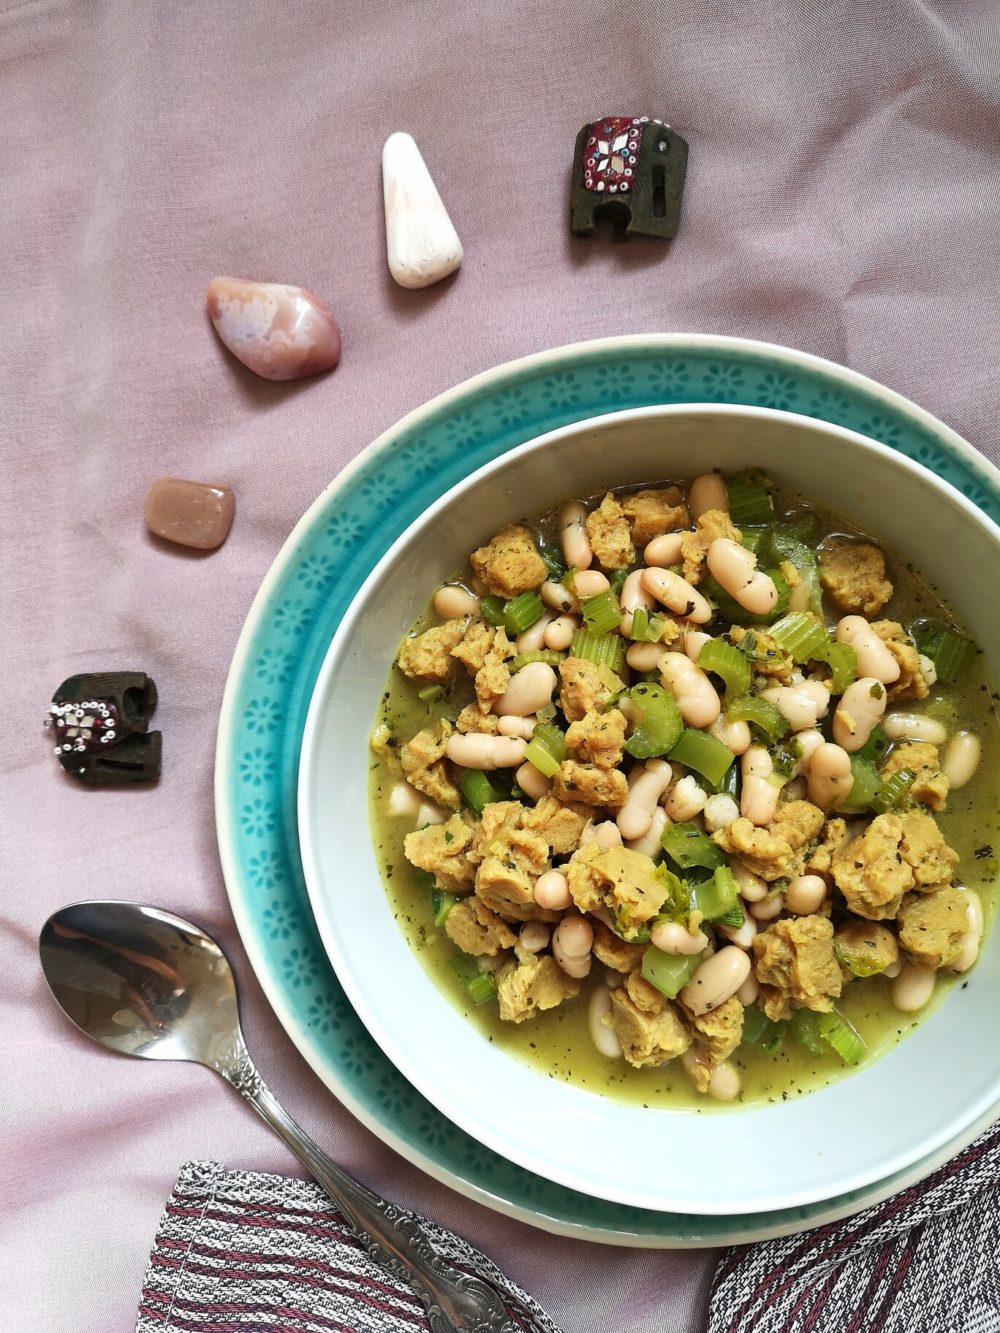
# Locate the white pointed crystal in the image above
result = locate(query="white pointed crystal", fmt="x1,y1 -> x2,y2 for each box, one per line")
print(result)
382,132 -> 463,289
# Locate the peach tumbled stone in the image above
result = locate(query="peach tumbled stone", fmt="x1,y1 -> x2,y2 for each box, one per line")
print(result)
144,478 -> 235,551
206,277 -> 341,381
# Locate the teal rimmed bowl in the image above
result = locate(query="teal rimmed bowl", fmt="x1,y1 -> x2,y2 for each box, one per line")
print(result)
215,335 -> 999,1244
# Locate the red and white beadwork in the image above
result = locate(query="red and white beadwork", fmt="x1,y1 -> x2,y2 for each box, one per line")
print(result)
46,699 -> 120,754
582,116 -> 662,194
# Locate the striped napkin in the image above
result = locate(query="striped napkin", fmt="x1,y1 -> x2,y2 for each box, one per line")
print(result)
708,1122 -> 1000,1333
136,1161 -> 562,1333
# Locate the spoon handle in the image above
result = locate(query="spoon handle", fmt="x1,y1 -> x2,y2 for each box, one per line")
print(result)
221,1047 -> 518,1333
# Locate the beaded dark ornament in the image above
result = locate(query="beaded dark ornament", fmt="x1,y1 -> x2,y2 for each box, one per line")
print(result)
570,116 -> 688,241
45,673 -> 160,785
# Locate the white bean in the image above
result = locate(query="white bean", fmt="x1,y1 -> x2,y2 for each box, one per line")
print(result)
685,630 -> 713,663
703,793 -> 740,832
836,616 -> 901,684
543,613 -> 579,651
918,653 -> 938,687
791,728 -> 825,777
736,973 -> 759,1006
749,893 -> 784,921
709,714 -> 752,756
624,805 -> 668,857
785,874 -> 827,915
680,946 -> 752,1016
659,652 -> 722,728
605,967 -> 625,989
588,984 -> 623,1058
415,800 -> 447,826
833,677 -> 888,752
518,921 -> 550,954
644,531 -> 686,566
388,781 -> 423,818
595,820 -> 624,849
732,860 -> 768,902
541,579 -> 579,613
883,958 -> 902,979
649,920 -> 709,955
619,569 -> 656,636
688,472 -> 728,519
560,501 -> 593,570
497,714 -> 537,739
626,642 -> 664,672
664,774 -> 708,822
516,762 -> 551,801
515,611 -> 555,654
951,892 -> 984,974
574,570 -> 610,599
433,585 -> 479,619
445,734 -> 527,770
553,915 -> 594,980
617,759 -> 673,839
807,742 -> 852,809
495,662 -> 557,717
716,909 -> 757,950
760,685 -> 821,733
708,1063 -> 742,1102
942,732 -> 981,790
641,567 -> 713,624
892,962 -> 935,1012
740,745 -> 780,825
706,538 -> 778,616
882,711 -> 947,745
534,869 -> 571,910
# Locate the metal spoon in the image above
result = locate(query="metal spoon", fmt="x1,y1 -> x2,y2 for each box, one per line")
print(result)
39,900 -> 516,1333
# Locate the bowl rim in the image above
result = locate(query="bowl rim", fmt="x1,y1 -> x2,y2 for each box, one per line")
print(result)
296,397 -> 1000,1215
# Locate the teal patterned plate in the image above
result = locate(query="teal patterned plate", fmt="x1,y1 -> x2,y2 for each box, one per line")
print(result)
216,335 -> 999,1245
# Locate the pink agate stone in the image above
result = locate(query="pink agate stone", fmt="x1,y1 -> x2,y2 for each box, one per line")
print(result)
206,278 -> 341,381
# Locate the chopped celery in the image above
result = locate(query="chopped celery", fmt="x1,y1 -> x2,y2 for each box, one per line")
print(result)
791,1009 -> 827,1055
509,649 -> 564,671
855,723 -> 889,764
609,566 -> 633,596
726,694 -> 788,743
726,469 -> 776,525
817,1009 -> 866,1065
467,972 -> 498,1006
417,684 -> 446,704
479,595 -> 506,626
839,755 -> 882,814
431,888 -> 457,927
717,761 -> 740,799
820,641 -> 857,693
668,727 -> 735,787
597,663 -> 626,694
691,865 -> 739,920
833,937 -> 889,979
769,735 -> 803,778
581,589 -> 623,634
524,722 -> 567,779
871,767 -> 916,814
641,945 -> 701,999
570,627 -> 626,672
911,620 -> 977,683
739,527 -> 765,553
629,607 -> 669,643
697,638 -> 751,695
503,591 -> 544,636
776,509 -> 821,544
458,768 -> 504,815
759,529 -> 816,570
624,682 -> 683,758
653,863 -> 691,921
743,1004 -> 787,1054
537,536 -> 566,580
768,612 -> 829,663
661,821 -> 724,871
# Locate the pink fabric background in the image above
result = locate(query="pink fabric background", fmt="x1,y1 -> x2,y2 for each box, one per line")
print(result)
3,2 -> 998,1329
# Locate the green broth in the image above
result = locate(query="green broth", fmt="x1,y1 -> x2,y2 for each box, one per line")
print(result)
369,486 -> 1000,1109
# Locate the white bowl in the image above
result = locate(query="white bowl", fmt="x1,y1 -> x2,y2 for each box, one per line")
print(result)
298,403 -> 1000,1215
